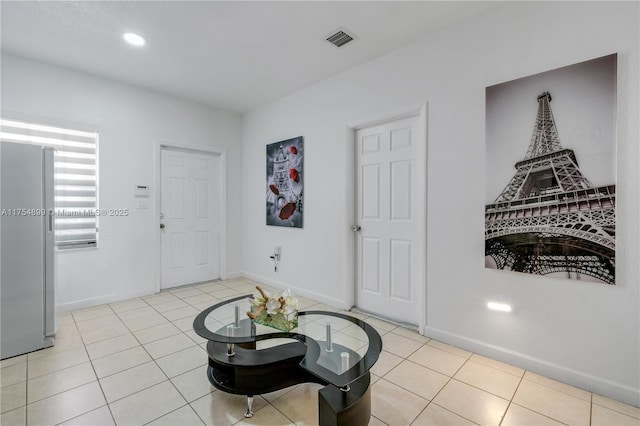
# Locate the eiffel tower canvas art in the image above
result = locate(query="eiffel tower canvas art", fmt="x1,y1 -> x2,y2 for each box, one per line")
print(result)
485,55 -> 617,285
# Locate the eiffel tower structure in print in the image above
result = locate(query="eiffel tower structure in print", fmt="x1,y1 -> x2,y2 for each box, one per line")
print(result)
485,91 -> 616,284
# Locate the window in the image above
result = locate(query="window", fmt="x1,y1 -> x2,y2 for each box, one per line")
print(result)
0,118 -> 99,248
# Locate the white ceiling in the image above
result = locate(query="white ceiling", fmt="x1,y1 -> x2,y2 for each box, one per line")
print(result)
1,1 -> 498,113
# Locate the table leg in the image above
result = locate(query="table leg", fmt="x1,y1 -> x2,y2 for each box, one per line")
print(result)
245,395 -> 254,418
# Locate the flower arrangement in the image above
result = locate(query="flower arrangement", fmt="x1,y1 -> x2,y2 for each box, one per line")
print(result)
247,286 -> 298,331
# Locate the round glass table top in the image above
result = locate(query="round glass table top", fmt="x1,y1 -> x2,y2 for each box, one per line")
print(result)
193,294 -> 382,388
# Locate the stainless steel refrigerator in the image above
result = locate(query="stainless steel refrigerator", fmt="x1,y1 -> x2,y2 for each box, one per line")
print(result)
1,142 -> 57,359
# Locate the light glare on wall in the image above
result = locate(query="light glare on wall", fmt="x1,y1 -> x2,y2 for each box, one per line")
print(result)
487,301 -> 512,312
123,32 -> 146,47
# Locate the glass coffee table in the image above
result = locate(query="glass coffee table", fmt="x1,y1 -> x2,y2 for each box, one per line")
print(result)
193,295 -> 382,426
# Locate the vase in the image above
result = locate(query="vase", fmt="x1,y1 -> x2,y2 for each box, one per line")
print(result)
251,308 -> 298,332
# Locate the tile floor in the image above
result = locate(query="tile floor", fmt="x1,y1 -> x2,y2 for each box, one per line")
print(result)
1,278 -> 639,426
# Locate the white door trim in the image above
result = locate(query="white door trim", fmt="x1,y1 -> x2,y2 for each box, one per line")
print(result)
345,103 -> 428,333
154,140 -> 228,293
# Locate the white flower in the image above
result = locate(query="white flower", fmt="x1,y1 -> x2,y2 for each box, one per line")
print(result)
265,298 -> 281,315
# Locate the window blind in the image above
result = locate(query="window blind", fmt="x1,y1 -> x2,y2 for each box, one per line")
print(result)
0,118 -> 98,248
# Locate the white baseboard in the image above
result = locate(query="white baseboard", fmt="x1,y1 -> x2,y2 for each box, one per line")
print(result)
57,287 -> 157,314
423,326 -> 640,408
240,271 -> 350,310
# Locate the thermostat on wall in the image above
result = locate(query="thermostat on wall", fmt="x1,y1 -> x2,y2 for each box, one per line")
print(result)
134,185 -> 150,197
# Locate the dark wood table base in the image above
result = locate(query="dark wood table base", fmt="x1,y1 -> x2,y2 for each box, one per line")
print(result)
206,340 -> 372,426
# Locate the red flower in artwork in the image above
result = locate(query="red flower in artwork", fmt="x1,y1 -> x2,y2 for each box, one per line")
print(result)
279,202 -> 297,220
290,146 -> 298,155
269,184 -> 279,195
289,168 -> 299,183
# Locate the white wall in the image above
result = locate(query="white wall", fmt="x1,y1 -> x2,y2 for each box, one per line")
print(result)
241,2 -> 639,406
1,54 -> 244,311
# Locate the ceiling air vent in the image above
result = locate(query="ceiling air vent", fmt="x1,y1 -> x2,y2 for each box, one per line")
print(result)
326,29 -> 355,48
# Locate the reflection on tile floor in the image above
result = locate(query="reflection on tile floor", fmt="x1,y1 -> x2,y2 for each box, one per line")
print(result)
1,278 -> 639,425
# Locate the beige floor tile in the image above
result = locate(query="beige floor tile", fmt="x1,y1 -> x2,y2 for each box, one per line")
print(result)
153,299 -> 191,313
109,381 -> 186,425
593,393 -> 640,419
408,344 -> 468,376
1,362 -> 26,387
502,403 -> 566,426
382,332 -> 424,358
181,293 -> 218,306
364,317 -> 397,334
146,405 -> 204,425
156,345 -> 207,378
85,333 -> 139,360
385,360 -> 449,401
469,354 -> 524,378
26,381 -> 106,425
206,288 -> 239,299
143,333 -> 196,359
171,287 -> 206,299
60,405 -> 114,425
143,293 -> 180,306
27,362 -> 96,403
433,379 -> 509,425
27,334 -> 85,361
260,385 -> 296,403
80,323 -> 130,345
116,306 -> 158,321
411,403 -> 476,425
27,346 -> 89,379
343,310 -> 368,320
185,329 -> 209,345
512,379 -> 591,425
592,403 -> 640,426
368,415 -> 388,425
1,354 -> 26,369
522,371 -> 591,401
426,340 -> 472,359
391,326 -> 431,344
270,383 -> 322,425
99,361 -> 167,403
371,379 -> 429,426
109,297 -> 148,313
370,350 -> 404,377
235,404 -> 295,426
454,360 -> 521,400
172,316 -> 198,331
92,346 -> 152,378
1,380 -> 26,413
122,312 -> 169,332
191,391 -> 268,426
1,406 -> 25,426
191,301 -> 220,312
75,314 -> 123,333
162,306 -> 201,322
72,305 -> 114,322
133,322 -> 182,344
195,282 -> 224,292
170,365 -> 215,402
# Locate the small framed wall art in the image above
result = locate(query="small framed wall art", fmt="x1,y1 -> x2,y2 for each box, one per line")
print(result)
266,136 -> 303,228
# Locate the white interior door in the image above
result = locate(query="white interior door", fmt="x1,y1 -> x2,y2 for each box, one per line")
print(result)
355,115 -> 424,326
160,148 -> 220,289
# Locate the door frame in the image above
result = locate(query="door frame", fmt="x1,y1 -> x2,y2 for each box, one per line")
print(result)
154,140 -> 227,293
345,103 -> 428,333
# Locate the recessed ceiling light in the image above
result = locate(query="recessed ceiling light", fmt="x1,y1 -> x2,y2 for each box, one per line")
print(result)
123,32 -> 146,47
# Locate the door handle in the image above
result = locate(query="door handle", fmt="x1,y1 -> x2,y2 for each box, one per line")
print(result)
352,225 -> 361,232
160,223 -> 166,229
